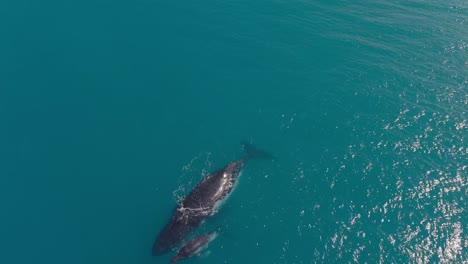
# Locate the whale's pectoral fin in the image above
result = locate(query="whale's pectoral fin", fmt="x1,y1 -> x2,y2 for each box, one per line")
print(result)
241,140 -> 276,160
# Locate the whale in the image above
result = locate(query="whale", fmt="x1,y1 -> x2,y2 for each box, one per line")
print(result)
170,232 -> 218,263
152,141 -> 273,256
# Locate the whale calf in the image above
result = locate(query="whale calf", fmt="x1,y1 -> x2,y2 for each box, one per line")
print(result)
152,141 -> 273,255
170,232 -> 218,263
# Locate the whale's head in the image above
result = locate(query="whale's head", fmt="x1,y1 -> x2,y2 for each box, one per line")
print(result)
152,218 -> 187,256
152,237 -> 173,256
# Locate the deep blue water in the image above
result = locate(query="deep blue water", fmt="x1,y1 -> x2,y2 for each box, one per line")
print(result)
1,0 -> 467,263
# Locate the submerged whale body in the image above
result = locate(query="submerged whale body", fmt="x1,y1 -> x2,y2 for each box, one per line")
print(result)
152,142 -> 273,256
152,160 -> 243,255
170,232 -> 218,263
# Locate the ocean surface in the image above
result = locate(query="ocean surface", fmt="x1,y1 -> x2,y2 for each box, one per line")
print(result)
1,0 -> 467,263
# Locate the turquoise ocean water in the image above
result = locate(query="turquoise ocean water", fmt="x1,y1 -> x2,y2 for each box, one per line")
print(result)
1,0 -> 467,263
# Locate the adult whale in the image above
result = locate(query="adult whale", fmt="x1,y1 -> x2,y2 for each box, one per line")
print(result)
152,141 -> 273,255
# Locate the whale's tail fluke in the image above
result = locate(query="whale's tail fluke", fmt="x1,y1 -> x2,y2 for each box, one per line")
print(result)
241,140 -> 275,160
